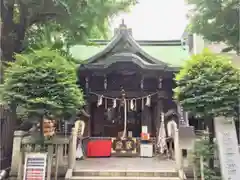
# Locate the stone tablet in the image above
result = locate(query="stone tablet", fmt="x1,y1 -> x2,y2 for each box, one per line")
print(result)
179,126 -> 195,150
214,117 -> 240,180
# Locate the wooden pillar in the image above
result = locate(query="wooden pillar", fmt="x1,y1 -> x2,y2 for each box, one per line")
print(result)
87,99 -> 91,137
85,76 -> 91,136
141,106 -> 152,134
155,95 -> 163,136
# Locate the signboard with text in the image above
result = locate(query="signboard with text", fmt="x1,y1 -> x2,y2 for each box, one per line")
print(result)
179,126 -> 195,150
111,138 -> 137,156
214,117 -> 240,180
23,153 -> 47,180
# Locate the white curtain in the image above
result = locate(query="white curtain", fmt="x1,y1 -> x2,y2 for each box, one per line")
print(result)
167,120 -> 177,138
75,120 -> 85,159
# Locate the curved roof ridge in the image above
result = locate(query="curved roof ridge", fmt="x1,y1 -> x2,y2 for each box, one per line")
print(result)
86,53 -> 157,69
107,52 -> 151,65
86,31 -> 122,63
126,34 -> 169,66
85,23 -> 170,68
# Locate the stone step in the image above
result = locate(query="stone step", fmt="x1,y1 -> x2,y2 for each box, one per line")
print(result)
72,170 -> 179,177
71,176 -> 180,180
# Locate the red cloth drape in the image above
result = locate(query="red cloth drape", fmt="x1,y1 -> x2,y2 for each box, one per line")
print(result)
87,140 -> 112,157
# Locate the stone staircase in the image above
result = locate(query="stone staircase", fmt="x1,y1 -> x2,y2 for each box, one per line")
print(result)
66,158 -> 183,180
70,169 -> 180,180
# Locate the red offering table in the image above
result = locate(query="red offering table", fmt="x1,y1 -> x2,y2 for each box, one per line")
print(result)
87,139 -> 112,157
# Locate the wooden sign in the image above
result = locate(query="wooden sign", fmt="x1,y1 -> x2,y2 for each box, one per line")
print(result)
111,138 -> 137,156
23,153 -> 47,180
214,117 -> 240,180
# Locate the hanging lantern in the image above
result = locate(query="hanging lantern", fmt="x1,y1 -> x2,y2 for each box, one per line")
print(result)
158,77 -> 162,89
104,76 -> 107,90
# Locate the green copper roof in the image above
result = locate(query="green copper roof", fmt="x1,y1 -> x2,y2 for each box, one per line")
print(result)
70,44 -> 189,67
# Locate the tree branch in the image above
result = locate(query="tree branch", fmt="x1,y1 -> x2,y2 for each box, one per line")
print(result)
28,12 -> 59,26
27,0 -> 70,27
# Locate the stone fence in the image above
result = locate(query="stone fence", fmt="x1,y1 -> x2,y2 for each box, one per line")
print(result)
9,128 -> 77,180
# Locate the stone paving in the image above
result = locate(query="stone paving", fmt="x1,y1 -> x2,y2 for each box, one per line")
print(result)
74,157 -> 177,172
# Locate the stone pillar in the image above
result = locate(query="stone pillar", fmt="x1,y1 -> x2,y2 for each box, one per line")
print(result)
174,129 -> 182,170
46,145 -> 54,180
17,151 -> 24,180
10,131 -> 27,177
68,128 -> 77,169
57,145 -> 64,166
174,129 -> 186,179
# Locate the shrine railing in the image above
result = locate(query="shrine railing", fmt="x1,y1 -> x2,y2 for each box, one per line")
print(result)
9,129 -> 77,180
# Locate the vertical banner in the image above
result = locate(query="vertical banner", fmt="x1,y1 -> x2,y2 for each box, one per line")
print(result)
23,153 -> 47,180
177,103 -> 185,126
214,117 -> 240,180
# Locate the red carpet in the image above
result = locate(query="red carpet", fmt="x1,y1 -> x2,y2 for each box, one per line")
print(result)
87,140 -> 112,157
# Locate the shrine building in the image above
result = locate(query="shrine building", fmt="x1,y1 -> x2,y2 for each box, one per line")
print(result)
70,22 -> 190,157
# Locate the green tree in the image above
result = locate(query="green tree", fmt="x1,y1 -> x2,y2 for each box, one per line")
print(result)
0,0 -> 136,130
0,0 -> 136,64
174,49 -> 239,169
0,48 -> 84,127
193,136 -> 220,180
186,0 -> 240,53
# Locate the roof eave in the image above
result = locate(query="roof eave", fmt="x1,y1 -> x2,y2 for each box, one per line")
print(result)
87,39 -> 182,46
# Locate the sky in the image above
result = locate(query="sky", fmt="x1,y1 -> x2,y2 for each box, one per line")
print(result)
111,0 -> 189,40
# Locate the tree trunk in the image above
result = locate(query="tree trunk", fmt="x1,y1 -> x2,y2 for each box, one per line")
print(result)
234,119 -> 240,144
1,1 -> 27,70
1,2 -> 27,169
39,117 -> 46,151
0,2 -> 15,83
